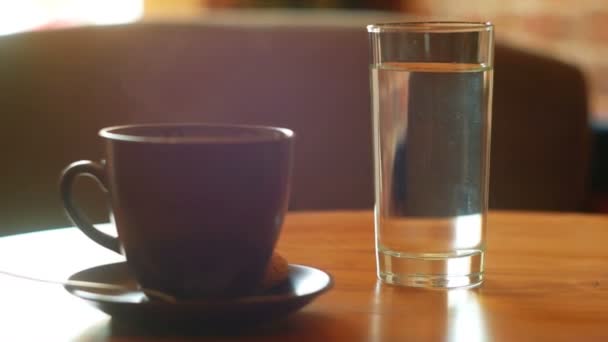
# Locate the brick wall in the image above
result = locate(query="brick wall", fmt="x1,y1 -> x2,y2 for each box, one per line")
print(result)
402,0 -> 608,122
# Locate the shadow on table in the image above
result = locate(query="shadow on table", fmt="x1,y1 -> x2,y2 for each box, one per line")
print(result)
72,311 -> 350,341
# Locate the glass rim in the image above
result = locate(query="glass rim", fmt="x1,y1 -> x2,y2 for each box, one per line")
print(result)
367,21 -> 493,33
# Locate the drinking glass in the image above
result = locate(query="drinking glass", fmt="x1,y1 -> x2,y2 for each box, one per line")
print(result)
368,22 -> 494,288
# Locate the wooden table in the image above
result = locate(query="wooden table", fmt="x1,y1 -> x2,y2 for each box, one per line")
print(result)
1,211 -> 607,341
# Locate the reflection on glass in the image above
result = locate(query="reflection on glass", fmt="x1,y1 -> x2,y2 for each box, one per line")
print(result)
453,213 -> 483,249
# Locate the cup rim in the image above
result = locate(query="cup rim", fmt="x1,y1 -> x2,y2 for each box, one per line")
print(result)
99,123 -> 294,144
367,21 -> 493,33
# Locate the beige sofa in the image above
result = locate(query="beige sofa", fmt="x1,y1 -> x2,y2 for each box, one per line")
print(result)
0,15 -> 590,235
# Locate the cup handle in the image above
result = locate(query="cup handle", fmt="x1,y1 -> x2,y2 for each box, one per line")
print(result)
59,160 -> 121,254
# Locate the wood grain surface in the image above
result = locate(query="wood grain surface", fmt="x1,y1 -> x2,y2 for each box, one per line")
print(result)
0,211 -> 607,341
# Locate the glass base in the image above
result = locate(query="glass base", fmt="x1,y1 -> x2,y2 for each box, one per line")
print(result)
377,250 -> 484,289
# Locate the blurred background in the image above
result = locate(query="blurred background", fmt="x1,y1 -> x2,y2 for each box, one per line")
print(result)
0,0 -> 606,222
2,0 -> 607,122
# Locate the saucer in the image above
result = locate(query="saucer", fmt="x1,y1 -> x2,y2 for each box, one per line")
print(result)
65,262 -> 332,325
